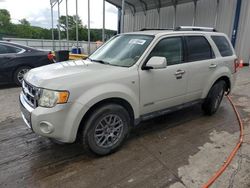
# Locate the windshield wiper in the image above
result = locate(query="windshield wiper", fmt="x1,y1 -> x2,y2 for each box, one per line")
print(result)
88,58 -> 110,65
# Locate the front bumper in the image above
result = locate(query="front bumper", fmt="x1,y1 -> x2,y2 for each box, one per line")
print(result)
20,91 -> 33,129
19,92 -> 87,143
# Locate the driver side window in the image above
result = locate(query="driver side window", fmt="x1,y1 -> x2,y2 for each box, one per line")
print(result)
148,37 -> 183,66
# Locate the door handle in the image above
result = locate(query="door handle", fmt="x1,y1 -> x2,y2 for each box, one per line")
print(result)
175,70 -> 185,75
209,64 -> 217,69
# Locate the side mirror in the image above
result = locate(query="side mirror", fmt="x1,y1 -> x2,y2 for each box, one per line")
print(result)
143,56 -> 167,70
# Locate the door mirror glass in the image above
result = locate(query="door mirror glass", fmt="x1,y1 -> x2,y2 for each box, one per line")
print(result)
145,56 -> 167,70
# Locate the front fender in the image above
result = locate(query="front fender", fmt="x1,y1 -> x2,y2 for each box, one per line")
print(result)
75,83 -> 140,119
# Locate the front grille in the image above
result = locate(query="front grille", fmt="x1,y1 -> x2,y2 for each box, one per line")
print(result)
22,81 -> 39,108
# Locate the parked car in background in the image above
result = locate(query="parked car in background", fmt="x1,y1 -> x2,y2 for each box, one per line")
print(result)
0,41 -> 54,86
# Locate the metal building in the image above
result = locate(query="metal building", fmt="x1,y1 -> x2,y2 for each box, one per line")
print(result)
107,0 -> 250,63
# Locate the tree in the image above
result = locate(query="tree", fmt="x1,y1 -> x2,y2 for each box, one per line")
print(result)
0,9 -> 11,27
19,18 -> 30,26
59,15 -> 85,31
0,9 -> 116,41
58,15 -> 87,40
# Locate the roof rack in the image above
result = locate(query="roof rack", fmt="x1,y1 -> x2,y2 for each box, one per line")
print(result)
140,28 -> 173,31
174,26 -> 217,32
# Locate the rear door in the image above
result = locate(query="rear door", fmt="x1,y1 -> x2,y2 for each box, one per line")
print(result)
211,35 -> 236,74
184,35 -> 217,102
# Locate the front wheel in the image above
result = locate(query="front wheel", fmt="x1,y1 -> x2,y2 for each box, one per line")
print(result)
202,80 -> 226,115
81,104 -> 130,156
13,66 -> 31,86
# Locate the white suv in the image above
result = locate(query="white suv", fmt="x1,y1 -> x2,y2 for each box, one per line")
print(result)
20,26 -> 238,155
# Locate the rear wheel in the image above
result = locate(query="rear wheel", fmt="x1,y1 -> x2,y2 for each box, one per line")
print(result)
81,104 -> 130,156
13,66 -> 31,86
202,80 -> 226,115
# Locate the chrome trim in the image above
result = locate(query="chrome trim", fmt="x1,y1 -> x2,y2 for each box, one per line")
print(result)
209,64 -> 217,69
20,92 -> 34,113
21,113 -> 31,129
22,81 -> 35,98
22,80 -> 39,107
0,43 -> 26,55
175,70 -> 186,75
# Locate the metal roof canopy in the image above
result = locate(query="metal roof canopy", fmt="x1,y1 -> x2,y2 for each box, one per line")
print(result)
106,0 -> 221,34
50,0 -> 107,54
106,0 -> 197,13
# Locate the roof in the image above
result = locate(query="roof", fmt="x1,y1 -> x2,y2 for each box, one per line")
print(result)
121,29 -> 225,38
106,0 -> 198,13
125,30 -> 175,35
0,41 -> 37,51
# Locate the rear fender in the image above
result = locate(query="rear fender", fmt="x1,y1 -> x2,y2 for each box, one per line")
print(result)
201,67 -> 232,98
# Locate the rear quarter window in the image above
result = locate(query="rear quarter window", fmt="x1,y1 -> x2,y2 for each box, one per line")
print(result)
211,36 -> 233,57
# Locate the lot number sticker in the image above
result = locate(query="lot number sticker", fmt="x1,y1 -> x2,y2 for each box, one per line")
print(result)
129,39 -> 146,45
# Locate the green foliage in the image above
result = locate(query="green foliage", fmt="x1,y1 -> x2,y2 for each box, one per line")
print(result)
0,9 -> 11,27
0,9 -> 116,41
19,18 -> 30,26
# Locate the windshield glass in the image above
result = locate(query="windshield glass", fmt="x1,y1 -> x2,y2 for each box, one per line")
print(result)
89,34 -> 154,67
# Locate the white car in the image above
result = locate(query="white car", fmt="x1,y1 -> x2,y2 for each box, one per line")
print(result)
20,26 -> 238,155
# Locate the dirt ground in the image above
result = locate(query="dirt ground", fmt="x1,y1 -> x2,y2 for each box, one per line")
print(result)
0,68 -> 249,188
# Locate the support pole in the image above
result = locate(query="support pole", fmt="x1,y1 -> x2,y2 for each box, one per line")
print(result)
88,0 -> 91,54
192,0 -> 197,26
117,8 -> 121,33
58,0 -> 61,50
76,0 -> 79,53
158,9 -> 160,28
51,4 -> 55,51
231,0 -> 242,47
102,0 -> 105,42
156,0 -> 161,28
66,0 -> 69,50
214,0 -> 220,28
121,0 -> 125,33
133,14 -> 136,31
173,4 -> 177,28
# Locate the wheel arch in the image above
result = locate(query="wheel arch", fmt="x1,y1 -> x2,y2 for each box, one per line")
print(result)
76,97 -> 135,140
213,76 -> 231,94
202,74 -> 232,99
12,64 -> 33,81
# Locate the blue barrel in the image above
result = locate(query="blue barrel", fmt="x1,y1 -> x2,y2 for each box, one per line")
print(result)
71,48 -> 81,54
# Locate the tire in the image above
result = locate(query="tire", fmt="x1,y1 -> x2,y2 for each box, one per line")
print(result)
81,104 -> 130,156
202,80 -> 226,115
13,66 -> 31,86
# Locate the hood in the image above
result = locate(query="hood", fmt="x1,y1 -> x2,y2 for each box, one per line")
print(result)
25,60 -> 127,90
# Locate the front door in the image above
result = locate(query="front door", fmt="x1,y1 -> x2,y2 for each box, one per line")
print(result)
139,36 -> 188,115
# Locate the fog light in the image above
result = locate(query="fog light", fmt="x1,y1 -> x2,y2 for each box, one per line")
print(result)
39,121 -> 54,134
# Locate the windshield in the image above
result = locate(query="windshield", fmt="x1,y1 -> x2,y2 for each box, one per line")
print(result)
89,34 -> 154,67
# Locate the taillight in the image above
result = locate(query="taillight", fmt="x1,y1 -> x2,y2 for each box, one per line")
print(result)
234,58 -> 239,73
47,53 -> 54,62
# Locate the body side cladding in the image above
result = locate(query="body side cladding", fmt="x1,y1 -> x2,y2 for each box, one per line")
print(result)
134,99 -> 203,126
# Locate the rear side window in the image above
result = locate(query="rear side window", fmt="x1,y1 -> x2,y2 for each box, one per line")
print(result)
185,36 -> 214,62
0,45 -> 8,54
0,44 -> 22,54
211,36 -> 233,57
148,37 -> 183,66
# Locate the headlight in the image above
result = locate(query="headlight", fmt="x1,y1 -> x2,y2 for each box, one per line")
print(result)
38,89 -> 69,108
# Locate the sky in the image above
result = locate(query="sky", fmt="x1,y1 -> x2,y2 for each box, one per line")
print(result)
0,0 -> 118,30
